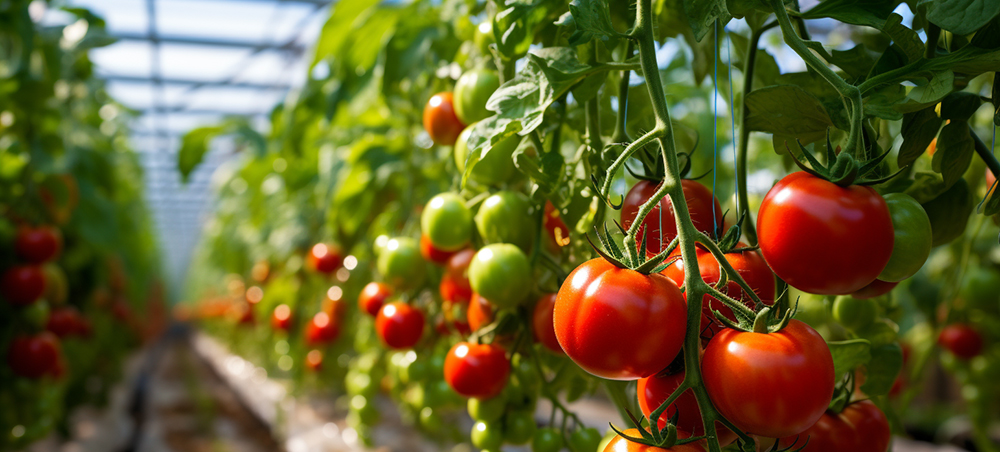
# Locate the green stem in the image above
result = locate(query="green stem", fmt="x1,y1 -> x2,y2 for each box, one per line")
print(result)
736,22 -> 775,247
971,127 -> 1000,181
612,41 -> 636,143
925,23 -> 941,59
857,60 -> 923,96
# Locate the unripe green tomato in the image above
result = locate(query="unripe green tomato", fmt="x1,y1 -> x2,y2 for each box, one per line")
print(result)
468,244 -> 532,308
471,421 -> 504,450
856,318 -> 899,347
454,69 -> 500,124
454,124 -> 518,186
425,379 -> 459,408
532,427 -> 564,452
468,395 -> 506,422
377,237 -> 426,290
421,193 -> 473,251
401,357 -> 429,384
474,21 -> 495,55
879,193 -> 933,282
568,427 -> 602,452
791,290 -> 831,328
23,300 -> 50,329
503,379 -> 538,412
504,410 -> 537,445
832,296 -> 878,331
419,407 -> 444,432
476,191 -> 535,252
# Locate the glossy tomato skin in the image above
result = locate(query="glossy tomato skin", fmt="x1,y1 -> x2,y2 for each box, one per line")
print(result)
621,179 -> 723,256
454,124 -> 517,185
444,342 -> 509,399
424,92 -> 466,146
851,279 -> 898,299
421,192 -> 473,252
375,302 -> 425,349
602,429 -> 705,452
938,324 -> 983,359
305,312 -> 340,345
532,293 -> 563,354
420,234 -> 458,264
637,371 -> 737,447
15,226 -> 61,264
358,282 -> 392,317
757,172 -> 894,295
1,265 -> 46,305
377,237 -> 426,290
467,293 -> 494,331
468,244 -> 531,308
7,332 -> 61,379
661,243 -> 774,337
779,400 -> 891,452
453,69 -> 500,124
309,243 -> 343,274
475,191 -> 535,252
554,258 -> 687,380
878,193 -> 932,282
702,319 -> 835,438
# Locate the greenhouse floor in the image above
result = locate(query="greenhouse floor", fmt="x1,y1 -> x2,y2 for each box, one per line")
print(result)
19,326 -> 973,452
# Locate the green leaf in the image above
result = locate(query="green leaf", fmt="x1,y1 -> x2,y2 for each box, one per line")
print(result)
898,107 -> 943,167
906,70 -> 955,104
904,172 -> 948,204
940,91 -> 983,120
861,343 -> 904,396
881,13 -> 925,62
828,339 -> 873,379
178,126 -> 225,182
931,120 -> 974,189
684,0 -> 731,42
829,45 -> 878,79
920,178 -> 973,247
745,85 -> 835,145
983,179 -> 1000,215
921,0 -> 1000,35
311,0 -> 381,69
801,0 -> 898,29
494,0 -> 554,59
513,141 -> 566,197
565,0 -> 620,46
461,116 -> 525,188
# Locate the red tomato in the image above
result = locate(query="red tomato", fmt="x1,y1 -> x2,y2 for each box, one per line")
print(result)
779,400 -> 890,452
375,302 -> 425,349
444,342 -> 510,399
851,279 -> 898,299
46,306 -> 84,338
757,172 -> 894,295
305,312 -> 340,345
602,429 -> 705,452
7,332 -> 61,379
15,226 -> 62,264
306,349 -> 324,371
358,282 -> 392,317
621,179 -> 723,256
467,293 -> 495,332
443,248 -> 475,298
271,304 -> 293,331
938,323 -> 983,359
440,274 -> 472,304
637,371 -> 737,446
660,243 -> 774,338
423,92 -> 466,146
532,293 -> 563,354
702,319 -> 834,438
420,234 -> 458,265
308,243 -> 343,274
544,201 -> 571,249
1,265 -> 46,306
554,258 -> 687,380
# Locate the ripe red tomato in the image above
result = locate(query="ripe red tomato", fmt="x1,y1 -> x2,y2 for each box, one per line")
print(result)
532,293 -> 563,354
851,279 -> 898,299
15,226 -> 62,264
445,248 -> 475,290
467,293 -> 494,332
308,243 -> 343,274
778,400 -> 890,452
46,306 -> 85,338
637,371 -> 737,447
306,349 -> 324,371
554,258 -> 687,380
702,319 -> 835,438
621,179 -> 723,256
420,234 -> 458,264
1,265 -> 46,305
271,304 -> 293,331
938,323 -> 983,359
305,312 -> 340,345
444,342 -> 510,399
602,428 -> 705,452
660,243 -> 774,337
7,332 -> 61,379
440,274 -> 472,305
544,201 -> 571,251
375,302 -> 425,349
358,282 -> 392,317
423,92 -> 466,146
757,172 -> 894,295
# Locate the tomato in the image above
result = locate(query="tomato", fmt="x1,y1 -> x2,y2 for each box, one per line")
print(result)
444,342 -> 510,398
271,304 -> 292,331
757,172 -> 894,295
468,244 -> 532,308
6,332 -> 61,379
421,192 -> 473,251
306,349 -> 324,371
702,319 -> 835,438
504,410 -> 537,445
424,92 -> 466,146
305,312 -> 340,345
445,248 -> 475,290
420,234 -> 457,264
532,293 -> 563,354
832,296 -> 877,331
554,258 -> 687,380
637,371 -> 737,446
471,421 -> 504,451
375,302 -> 425,349
440,273 -> 472,304
532,427 -> 564,452
468,395 -> 506,422
661,243 -> 774,337
851,279 -> 898,299
15,226 -> 61,264
468,293 -> 495,331
621,179 -> 723,256
377,237 -> 426,290
42,264 -> 67,305
454,69 -> 500,124
475,191 -> 535,251
46,306 -> 84,338
602,429 -> 705,452
878,193 -> 932,282
791,290 -> 831,327
358,282 -> 392,317
962,267 -> 1000,310
544,201 -> 571,250
454,123 -> 518,185
779,400 -> 890,452
308,243 -> 343,274
938,323 -> 983,359
1,265 -> 46,305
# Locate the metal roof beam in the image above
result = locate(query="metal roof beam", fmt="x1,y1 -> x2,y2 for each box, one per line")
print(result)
110,32 -> 306,52
105,74 -> 293,90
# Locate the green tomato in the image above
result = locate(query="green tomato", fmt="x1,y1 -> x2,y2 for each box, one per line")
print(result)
454,124 -> 518,186
471,421 -> 504,450
791,290 -> 831,328
23,300 -> 50,329
474,21 -> 495,56
832,296 -> 878,331
468,244 -> 532,308
568,427 -> 602,452
879,193 -> 933,282
856,318 -> 899,347
504,410 -> 537,445
532,427 -> 564,452
454,69 -> 500,124
377,237 -> 426,290
468,395 -> 506,422
425,379 -> 459,408
475,191 -> 535,251
421,193 -> 473,251
962,266 -> 1000,311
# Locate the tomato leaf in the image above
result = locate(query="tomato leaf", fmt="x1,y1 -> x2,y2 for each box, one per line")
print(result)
879,14 -> 924,62
493,0 -> 554,59
931,120 -> 975,190
898,107 -> 943,168
828,339 -> 872,378
745,85 -> 835,146
861,343 -> 904,396
513,139 -> 565,198
940,91 -> 983,121
921,178 -> 974,247
178,125 -> 225,182
562,0 -> 620,46
311,0 -> 382,69
800,0 -> 897,29
683,0 -> 731,42
829,45 -> 878,80
922,0 -> 1000,36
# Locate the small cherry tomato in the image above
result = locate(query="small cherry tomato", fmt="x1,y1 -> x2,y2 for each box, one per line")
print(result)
440,273 -> 472,304
1,265 -> 46,306
377,237 -> 426,290
468,244 -> 532,308
420,234 -> 458,264
15,226 -> 62,264
532,293 -> 563,354
306,349 -> 324,371
454,124 -> 518,185
424,92 -> 466,146
46,306 -> 84,338
851,279 -> 898,299
308,243 -> 343,274
445,342 -> 509,399
6,332 -> 61,379
467,293 -> 494,331
421,192 -> 473,251
375,302 -> 425,349
305,311 -> 340,345
475,191 -> 535,252
358,282 -> 392,317
779,400 -> 890,452
938,323 -> 984,359
453,69 -> 500,124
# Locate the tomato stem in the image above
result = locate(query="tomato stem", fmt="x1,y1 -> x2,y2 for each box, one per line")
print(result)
735,22 -> 775,247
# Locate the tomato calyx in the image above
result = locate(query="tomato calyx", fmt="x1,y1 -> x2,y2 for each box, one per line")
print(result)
609,408 -> 705,450
826,372 -> 859,414
717,303 -> 796,335
586,222 -> 680,275
788,134 -> 903,187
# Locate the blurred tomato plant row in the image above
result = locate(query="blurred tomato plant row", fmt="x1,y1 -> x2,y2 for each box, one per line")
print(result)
178,0 -> 1000,451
